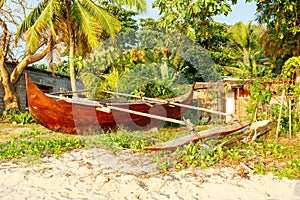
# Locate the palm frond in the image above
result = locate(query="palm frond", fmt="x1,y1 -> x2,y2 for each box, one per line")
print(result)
48,0 -> 63,38
109,0 -> 147,13
17,0 -> 62,54
73,0 -> 102,49
15,0 -> 47,44
79,0 -> 121,36
224,65 -> 251,78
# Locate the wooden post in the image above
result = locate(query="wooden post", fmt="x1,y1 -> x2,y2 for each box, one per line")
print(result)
276,89 -> 285,139
288,97 -> 292,139
253,104 -> 258,140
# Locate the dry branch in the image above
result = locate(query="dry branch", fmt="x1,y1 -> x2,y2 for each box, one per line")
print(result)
220,121 -> 276,148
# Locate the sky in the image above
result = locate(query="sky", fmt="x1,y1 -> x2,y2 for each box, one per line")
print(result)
137,0 -> 257,25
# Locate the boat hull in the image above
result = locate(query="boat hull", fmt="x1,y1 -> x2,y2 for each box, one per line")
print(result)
26,74 -> 194,134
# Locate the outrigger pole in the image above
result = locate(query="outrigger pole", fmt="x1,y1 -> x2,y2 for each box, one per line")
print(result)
50,90 -> 91,95
98,106 -> 187,126
102,90 -> 234,117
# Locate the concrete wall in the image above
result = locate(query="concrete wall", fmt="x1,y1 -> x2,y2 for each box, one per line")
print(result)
225,91 -> 235,122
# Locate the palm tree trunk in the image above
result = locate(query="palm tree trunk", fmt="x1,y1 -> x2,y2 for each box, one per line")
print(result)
69,37 -> 77,95
65,0 -> 77,97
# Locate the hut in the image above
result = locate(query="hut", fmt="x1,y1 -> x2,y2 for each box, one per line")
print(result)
194,78 -> 252,122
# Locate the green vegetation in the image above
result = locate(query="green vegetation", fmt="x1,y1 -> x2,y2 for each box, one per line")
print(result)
0,129 -> 84,161
1,0 -> 299,183
0,122 -> 299,180
1,109 -> 34,124
255,0 -> 299,71
226,21 -> 267,78
153,135 -> 300,180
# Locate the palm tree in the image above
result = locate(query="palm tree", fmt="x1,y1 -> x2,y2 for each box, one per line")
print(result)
226,21 -> 265,78
15,0 -> 146,94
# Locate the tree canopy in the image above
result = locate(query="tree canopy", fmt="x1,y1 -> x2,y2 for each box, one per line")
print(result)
255,0 -> 300,72
15,0 -> 146,93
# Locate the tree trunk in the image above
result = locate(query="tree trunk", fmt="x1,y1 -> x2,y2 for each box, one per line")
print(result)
10,39 -> 53,84
0,39 -> 51,111
1,8 -> 52,111
0,18 -> 18,110
65,0 -> 77,97
0,58 -> 18,110
69,37 -> 77,95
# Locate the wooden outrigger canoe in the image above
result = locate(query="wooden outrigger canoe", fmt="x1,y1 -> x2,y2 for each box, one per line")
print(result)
25,74 -> 195,134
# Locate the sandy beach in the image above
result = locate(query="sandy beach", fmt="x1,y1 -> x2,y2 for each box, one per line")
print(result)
0,147 -> 299,200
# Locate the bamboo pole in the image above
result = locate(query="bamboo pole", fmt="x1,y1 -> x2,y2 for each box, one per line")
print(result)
102,90 -> 234,117
49,89 -> 91,95
102,105 -> 186,126
276,89 -> 285,139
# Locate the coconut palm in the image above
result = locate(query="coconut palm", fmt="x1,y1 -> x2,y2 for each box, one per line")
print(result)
226,21 -> 265,78
15,0 -> 146,93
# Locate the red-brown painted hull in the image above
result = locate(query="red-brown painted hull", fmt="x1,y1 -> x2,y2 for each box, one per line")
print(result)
25,74 -> 194,134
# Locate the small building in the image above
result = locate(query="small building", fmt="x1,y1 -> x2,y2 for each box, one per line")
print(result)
194,78 -> 252,122
0,62 -> 84,113
194,77 -> 286,123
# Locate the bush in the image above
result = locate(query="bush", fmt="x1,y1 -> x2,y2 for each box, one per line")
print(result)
1,109 -> 35,124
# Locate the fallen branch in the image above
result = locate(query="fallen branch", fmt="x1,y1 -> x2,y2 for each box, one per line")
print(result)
220,121 -> 276,149
144,121 -> 251,151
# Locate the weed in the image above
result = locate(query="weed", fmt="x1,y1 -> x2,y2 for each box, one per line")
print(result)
149,137 -> 300,179
0,123 -> 299,180
253,163 -> 267,175
102,130 -> 155,150
1,109 -> 34,124
0,129 -> 84,162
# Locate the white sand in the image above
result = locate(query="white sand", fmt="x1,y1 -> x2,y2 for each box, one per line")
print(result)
0,148 -> 299,200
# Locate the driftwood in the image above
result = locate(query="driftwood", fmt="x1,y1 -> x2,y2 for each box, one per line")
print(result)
220,120 -> 276,148
144,120 -> 251,151
144,120 -> 275,151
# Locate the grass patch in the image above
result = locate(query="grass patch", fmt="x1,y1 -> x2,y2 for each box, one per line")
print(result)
152,136 -> 300,179
0,128 -> 84,162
